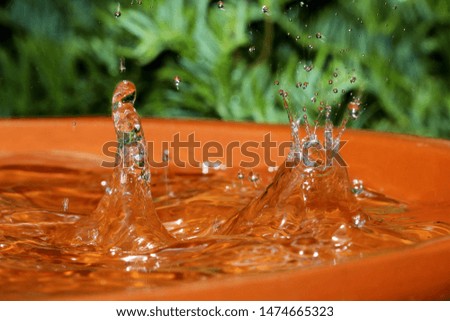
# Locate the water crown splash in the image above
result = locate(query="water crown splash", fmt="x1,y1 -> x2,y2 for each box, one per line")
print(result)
224,91 -> 361,239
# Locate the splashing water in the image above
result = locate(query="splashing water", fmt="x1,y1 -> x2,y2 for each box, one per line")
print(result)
78,81 -> 174,253
0,80 -> 449,299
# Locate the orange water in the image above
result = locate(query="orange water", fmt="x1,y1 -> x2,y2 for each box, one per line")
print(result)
1,156 -> 449,300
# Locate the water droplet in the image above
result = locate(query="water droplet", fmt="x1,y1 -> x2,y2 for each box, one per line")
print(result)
328,79 -> 333,85
274,80 -> 280,85
237,170 -> 245,180
278,89 -> 288,98
173,75 -> 181,90
119,57 -> 126,73
162,149 -> 170,162
350,76 -> 357,83
348,28 -> 352,32
248,46 -> 256,53
295,82 -> 302,88
302,82 -> 309,89
302,106 -> 307,113
341,89 -> 346,94
262,5 -> 269,14
248,171 -> 260,186
352,213 -> 367,228
300,1 -> 305,7
304,64 -> 314,72
114,3 -> 121,18
201,162 -> 210,175
315,32 -> 322,39
310,97 -> 317,103
217,1 -> 224,9
333,72 -> 338,78
295,35 -> 300,41
351,179 -> 364,195
333,88 -> 338,93
62,198 -> 69,212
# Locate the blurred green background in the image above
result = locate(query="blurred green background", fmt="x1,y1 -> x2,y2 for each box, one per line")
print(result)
0,0 -> 448,138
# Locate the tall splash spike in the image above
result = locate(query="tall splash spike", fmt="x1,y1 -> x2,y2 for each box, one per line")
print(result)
87,80 -> 174,253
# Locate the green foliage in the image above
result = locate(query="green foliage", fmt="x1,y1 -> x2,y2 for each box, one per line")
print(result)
0,0 -> 448,138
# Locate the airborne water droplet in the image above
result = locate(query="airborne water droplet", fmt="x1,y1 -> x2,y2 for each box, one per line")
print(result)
304,64 -> 314,72
62,198 -> 69,212
119,57 -> 126,73
173,75 -> 181,90
114,3 -> 121,18
347,99 -> 361,120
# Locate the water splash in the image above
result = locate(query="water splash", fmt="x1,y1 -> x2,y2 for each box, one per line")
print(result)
78,81 -> 174,253
223,93 -> 372,239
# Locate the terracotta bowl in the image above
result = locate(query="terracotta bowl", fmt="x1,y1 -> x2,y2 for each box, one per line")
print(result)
1,117 -> 449,300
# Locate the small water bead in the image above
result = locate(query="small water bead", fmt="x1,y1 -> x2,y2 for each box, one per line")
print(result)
304,65 -> 314,72
119,57 -> 126,73
114,3 -> 121,18
248,171 -> 260,186
217,1 -> 224,10
237,170 -> 245,180
173,75 -> 181,90
328,79 -> 333,85
310,97 -> 317,103
274,80 -> 280,86
295,82 -> 301,88
333,88 -> 338,93
62,198 -> 69,212
333,72 -> 338,78
351,179 -> 364,195
347,100 -> 361,120
162,149 -> 170,163
352,213 -> 367,228
262,5 -> 269,14
278,89 -> 288,98
248,46 -> 256,54
302,106 -> 307,113
350,76 -> 357,83
315,32 -> 322,39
